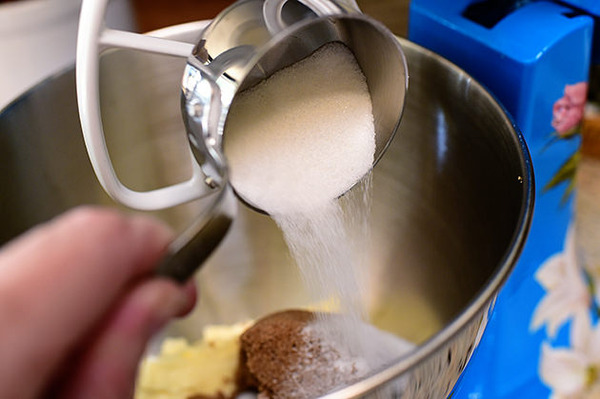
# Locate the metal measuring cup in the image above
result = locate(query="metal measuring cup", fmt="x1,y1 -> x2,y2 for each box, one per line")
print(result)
76,0 -> 407,280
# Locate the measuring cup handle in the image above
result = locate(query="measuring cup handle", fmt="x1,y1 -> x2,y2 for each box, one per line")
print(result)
76,0 -> 214,210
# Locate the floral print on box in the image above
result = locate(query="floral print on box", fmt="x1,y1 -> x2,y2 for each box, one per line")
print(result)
531,227 -> 590,339
552,82 -> 588,136
540,313 -> 600,398
530,82 -> 600,398
545,83 -> 588,203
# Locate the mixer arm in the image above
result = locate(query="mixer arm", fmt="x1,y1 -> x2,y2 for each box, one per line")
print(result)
77,0 -> 215,210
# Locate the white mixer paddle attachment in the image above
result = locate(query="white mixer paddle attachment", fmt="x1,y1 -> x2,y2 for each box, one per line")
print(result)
76,0 -> 211,211
76,0 -> 240,282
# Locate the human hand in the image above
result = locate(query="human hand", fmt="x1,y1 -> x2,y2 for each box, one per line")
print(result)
0,207 -> 197,398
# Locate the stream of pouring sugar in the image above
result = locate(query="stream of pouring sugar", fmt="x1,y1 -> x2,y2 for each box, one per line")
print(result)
273,174 -> 376,357
225,42 -> 396,374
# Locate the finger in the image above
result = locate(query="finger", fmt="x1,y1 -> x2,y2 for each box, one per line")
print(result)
55,278 -> 196,399
0,207 -> 175,398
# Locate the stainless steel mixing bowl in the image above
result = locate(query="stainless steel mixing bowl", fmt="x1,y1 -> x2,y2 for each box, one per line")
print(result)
0,22 -> 533,398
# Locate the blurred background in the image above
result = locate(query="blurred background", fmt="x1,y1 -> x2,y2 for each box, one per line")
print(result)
129,0 -> 409,35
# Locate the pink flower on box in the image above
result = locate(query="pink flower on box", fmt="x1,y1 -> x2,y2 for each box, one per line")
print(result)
551,82 -> 588,135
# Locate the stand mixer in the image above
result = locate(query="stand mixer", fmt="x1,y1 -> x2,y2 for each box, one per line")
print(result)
75,0 -> 408,281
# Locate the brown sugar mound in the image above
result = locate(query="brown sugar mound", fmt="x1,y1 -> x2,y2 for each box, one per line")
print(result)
237,310 -> 363,399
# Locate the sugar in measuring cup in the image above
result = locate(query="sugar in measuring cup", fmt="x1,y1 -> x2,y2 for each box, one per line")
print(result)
76,0 -> 408,280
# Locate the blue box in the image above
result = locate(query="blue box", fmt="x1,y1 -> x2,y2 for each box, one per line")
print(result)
409,1 -> 593,397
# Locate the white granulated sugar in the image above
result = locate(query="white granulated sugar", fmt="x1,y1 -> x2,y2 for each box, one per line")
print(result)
225,42 -> 412,398
224,42 -> 375,216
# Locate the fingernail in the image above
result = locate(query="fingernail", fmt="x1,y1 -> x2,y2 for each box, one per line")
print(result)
149,280 -> 197,331
175,281 -> 198,317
